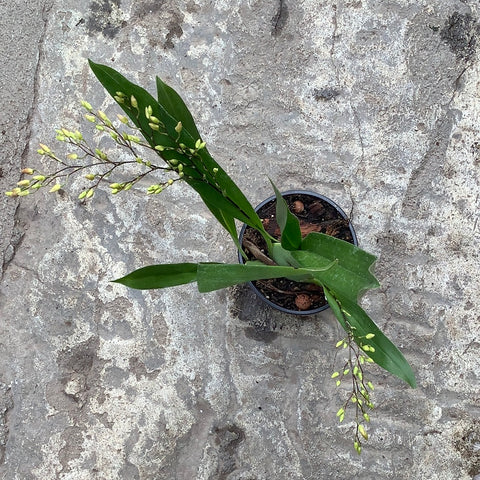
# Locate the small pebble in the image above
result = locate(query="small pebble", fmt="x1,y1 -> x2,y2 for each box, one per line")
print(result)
295,293 -> 312,310
292,200 -> 304,214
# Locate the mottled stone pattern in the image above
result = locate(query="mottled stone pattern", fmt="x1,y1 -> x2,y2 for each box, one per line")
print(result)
1,0 -> 479,478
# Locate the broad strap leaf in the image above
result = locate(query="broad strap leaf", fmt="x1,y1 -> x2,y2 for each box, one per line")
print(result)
293,233 -> 379,302
196,262 -> 323,293
324,288 -> 416,388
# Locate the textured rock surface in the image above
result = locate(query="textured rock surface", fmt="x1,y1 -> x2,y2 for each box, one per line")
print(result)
1,0 -> 480,478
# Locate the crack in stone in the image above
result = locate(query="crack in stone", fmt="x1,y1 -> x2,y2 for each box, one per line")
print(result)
23,1 -> 52,161
271,0 -> 288,36
1,2 -> 52,282
329,3 -> 339,81
401,8 -> 477,219
348,104 -> 366,222
0,383 -> 13,466
446,64 -> 470,107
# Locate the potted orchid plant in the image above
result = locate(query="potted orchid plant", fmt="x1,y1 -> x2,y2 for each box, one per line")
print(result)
6,61 -> 416,454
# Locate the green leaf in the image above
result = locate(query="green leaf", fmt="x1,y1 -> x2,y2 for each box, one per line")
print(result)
292,233 -> 379,302
202,200 -> 245,255
188,179 -> 254,226
89,60 -> 268,239
271,242 -> 301,267
88,60 -> 180,151
113,263 -> 198,289
270,180 -> 302,250
195,261 -> 340,293
324,288 -> 416,388
156,76 -> 201,140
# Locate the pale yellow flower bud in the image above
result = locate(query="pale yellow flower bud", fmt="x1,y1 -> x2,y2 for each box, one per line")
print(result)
81,100 -> 93,111
85,174 -> 95,181
130,95 -> 138,109
21,168 -> 34,175
17,179 -> 30,187
195,139 -> 206,150
49,183 -> 62,193
174,121 -> 182,133
358,425 -> 368,440
98,110 -> 111,125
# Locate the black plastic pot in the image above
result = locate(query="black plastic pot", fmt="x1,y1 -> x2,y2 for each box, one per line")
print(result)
238,190 -> 358,315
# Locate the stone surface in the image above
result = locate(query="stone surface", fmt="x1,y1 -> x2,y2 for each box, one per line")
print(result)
1,0 -> 480,478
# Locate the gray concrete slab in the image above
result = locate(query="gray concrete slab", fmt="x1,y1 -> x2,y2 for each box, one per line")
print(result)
1,0 -> 480,478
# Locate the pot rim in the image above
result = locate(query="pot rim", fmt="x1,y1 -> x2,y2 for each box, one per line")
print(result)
237,189 -> 358,315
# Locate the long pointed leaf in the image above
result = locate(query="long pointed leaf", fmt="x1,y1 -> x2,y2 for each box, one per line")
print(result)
270,180 -> 302,250
324,288 -> 416,387
113,263 -> 198,289
156,76 -> 200,140
202,200 -> 245,254
89,60 -> 267,237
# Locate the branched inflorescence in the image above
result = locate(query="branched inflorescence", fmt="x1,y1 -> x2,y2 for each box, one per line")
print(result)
332,328 -> 376,454
5,97 -> 207,200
